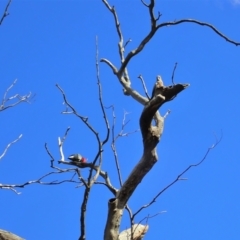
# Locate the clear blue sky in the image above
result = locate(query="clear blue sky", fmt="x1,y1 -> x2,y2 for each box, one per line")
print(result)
0,0 -> 240,239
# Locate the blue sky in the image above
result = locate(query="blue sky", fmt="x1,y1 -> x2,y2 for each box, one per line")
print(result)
0,0 -> 240,239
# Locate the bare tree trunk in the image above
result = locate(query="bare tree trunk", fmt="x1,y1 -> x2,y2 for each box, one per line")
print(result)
0,230 -> 25,240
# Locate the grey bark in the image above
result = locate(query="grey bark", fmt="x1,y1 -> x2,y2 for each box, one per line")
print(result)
0,230 -> 25,240
104,83 -> 189,240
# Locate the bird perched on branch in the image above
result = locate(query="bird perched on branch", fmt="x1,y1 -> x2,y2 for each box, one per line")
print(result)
151,75 -> 164,99
68,154 -> 87,163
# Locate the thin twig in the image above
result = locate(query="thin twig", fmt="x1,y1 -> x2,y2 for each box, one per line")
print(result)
163,109 -> 171,119
138,75 -> 151,100
124,38 -> 132,48
0,134 -> 22,160
138,211 -> 167,226
125,204 -> 134,240
132,135 -> 222,218
0,79 -> 32,112
0,0 -> 12,25
76,168 -> 88,188
94,181 -> 117,195
45,143 -> 61,170
0,169 -> 81,194
58,127 -> 70,161
158,19 -> 240,46
125,204 -> 133,221
89,35 -> 111,187
140,0 -> 148,7
171,62 -> 178,85
61,160 -> 118,195
100,58 -> 118,74
118,12 -> 240,77
101,0 -> 239,108
61,127 -> 70,145
101,0 -> 130,81
78,36 -> 111,240
111,105 -> 123,187
111,108 -> 139,187
95,36 -> 111,149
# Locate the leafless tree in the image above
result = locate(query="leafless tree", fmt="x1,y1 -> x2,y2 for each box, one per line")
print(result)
0,79 -> 31,240
1,1 -> 239,240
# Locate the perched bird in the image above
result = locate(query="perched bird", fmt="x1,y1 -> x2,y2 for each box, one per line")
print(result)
68,154 -> 87,163
151,75 -> 164,99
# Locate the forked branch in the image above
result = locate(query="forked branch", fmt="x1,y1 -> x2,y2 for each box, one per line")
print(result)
0,166 -> 81,194
132,135 -> 222,218
102,0 -> 240,87
0,79 -> 32,112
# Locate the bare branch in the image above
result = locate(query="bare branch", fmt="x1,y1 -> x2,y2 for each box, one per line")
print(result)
78,36 -> 111,240
111,106 -> 123,187
45,143 -> 62,170
0,168 -> 81,194
125,204 -> 134,239
102,0 -> 141,105
171,62 -> 178,85
57,85 -> 85,117
118,2 -> 159,76
61,126 -> 71,145
157,19 -> 240,46
148,0 -> 161,26
101,0 -> 132,83
140,0 -> 148,7
163,109 -> 171,119
140,83 -> 189,142
94,181 -> 118,195
100,58 -> 118,74
132,136 -> 222,218
120,84 -> 148,105
156,11 -> 162,21
111,107 -> 139,188
58,127 -> 70,161
45,142 -> 85,189
0,134 -> 22,160
76,168 -> 88,188
0,79 -> 32,112
0,0 -> 12,26
138,75 -> 151,100
125,204 -> 133,221
56,82 -> 105,240
101,0 -> 239,133
104,82 -> 188,239
102,1 -> 124,62
61,160 -> 118,195
95,36 -> 111,147
117,6 -> 239,79
47,132 -> 117,196
139,211 -> 167,224
124,38 -> 132,49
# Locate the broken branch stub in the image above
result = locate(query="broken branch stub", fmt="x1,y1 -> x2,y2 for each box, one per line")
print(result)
140,82 -> 189,145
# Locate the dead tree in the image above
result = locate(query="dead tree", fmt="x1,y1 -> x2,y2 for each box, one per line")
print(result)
1,1 -> 239,240
100,1 -> 239,239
